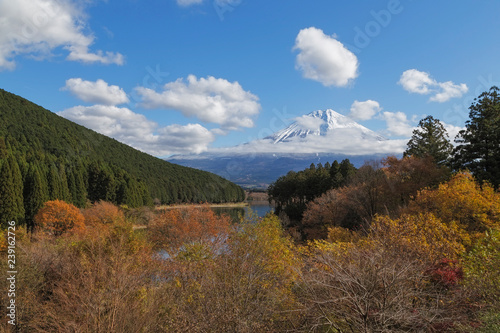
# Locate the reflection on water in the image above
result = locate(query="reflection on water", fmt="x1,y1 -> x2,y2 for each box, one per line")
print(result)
212,203 -> 274,223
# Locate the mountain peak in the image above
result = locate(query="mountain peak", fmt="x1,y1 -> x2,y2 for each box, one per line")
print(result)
266,109 -> 386,143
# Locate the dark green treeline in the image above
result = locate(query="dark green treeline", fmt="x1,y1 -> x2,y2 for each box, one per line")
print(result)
268,159 -> 356,221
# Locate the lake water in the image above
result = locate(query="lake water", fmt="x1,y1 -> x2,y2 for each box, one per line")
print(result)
212,202 -> 274,222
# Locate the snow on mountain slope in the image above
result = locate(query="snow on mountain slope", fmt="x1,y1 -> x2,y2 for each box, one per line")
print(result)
266,109 -> 386,143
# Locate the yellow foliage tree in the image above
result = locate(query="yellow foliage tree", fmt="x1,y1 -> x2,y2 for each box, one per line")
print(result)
370,213 -> 467,263
406,172 -> 500,236
34,200 -> 85,236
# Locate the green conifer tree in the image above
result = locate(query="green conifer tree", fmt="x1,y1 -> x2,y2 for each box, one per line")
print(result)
404,115 -> 453,165
24,164 -> 47,231
7,155 -> 25,223
453,86 -> 500,188
0,160 -> 15,227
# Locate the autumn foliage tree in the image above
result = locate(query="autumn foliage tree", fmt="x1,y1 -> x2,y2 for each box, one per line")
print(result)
148,205 -> 232,255
405,172 -> 500,236
302,156 -> 449,239
34,200 -> 85,236
370,213 -> 466,264
82,200 -> 125,226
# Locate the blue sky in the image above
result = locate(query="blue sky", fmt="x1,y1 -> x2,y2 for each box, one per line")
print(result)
1,0 -> 500,157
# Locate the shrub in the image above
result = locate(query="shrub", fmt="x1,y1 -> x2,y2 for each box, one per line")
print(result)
34,200 -> 85,236
82,200 -> 125,225
148,205 -> 231,255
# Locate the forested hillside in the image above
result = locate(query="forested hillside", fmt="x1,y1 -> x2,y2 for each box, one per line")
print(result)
0,89 -> 244,227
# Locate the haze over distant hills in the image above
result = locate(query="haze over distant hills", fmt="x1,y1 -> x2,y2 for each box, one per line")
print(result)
168,109 -> 406,188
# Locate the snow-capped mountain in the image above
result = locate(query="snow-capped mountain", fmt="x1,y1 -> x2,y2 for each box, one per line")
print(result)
168,109 -> 404,188
266,109 -> 386,143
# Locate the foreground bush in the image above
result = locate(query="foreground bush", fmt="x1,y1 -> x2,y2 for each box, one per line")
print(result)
300,241 -> 459,332
34,200 -> 85,236
82,200 -> 125,225
148,205 -> 232,255
154,213 -> 303,332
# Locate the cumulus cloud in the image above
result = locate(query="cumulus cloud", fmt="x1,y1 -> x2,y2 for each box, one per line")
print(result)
398,69 -> 468,102
293,27 -> 359,87
294,115 -> 325,131
0,0 -> 123,70
349,100 -> 382,121
135,75 -> 261,130
380,111 -> 414,137
58,105 -> 215,156
62,78 -> 129,106
430,81 -> 469,103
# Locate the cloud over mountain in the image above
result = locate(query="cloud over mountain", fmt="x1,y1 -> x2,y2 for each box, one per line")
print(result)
349,100 -> 382,120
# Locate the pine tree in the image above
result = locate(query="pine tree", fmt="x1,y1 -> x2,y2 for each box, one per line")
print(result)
453,86 -> 500,188
339,159 -> 356,182
404,115 -> 453,165
24,164 -> 47,232
47,163 -> 62,200
7,155 -> 25,223
0,160 -> 15,227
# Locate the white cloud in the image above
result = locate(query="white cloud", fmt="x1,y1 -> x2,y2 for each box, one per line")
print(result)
398,69 -> 468,102
349,100 -> 382,121
136,75 -> 261,130
294,115 -> 325,131
58,105 -> 215,156
430,81 -> 469,103
176,0 -> 204,6
293,27 -> 359,87
398,69 -> 435,94
210,132 -> 406,156
62,78 -> 129,106
0,0 -> 123,70
381,111 -> 414,137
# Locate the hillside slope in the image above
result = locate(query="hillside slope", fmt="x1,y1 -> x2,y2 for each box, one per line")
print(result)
0,89 -> 244,212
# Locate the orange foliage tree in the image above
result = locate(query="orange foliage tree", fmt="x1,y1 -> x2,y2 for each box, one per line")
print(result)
148,205 -> 232,255
34,200 -> 85,236
82,200 -> 125,226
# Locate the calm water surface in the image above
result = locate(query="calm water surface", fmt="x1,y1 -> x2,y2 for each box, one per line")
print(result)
212,202 -> 274,222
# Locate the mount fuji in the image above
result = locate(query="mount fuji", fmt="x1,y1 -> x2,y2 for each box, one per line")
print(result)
168,109 -> 405,188
265,109 -> 386,144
